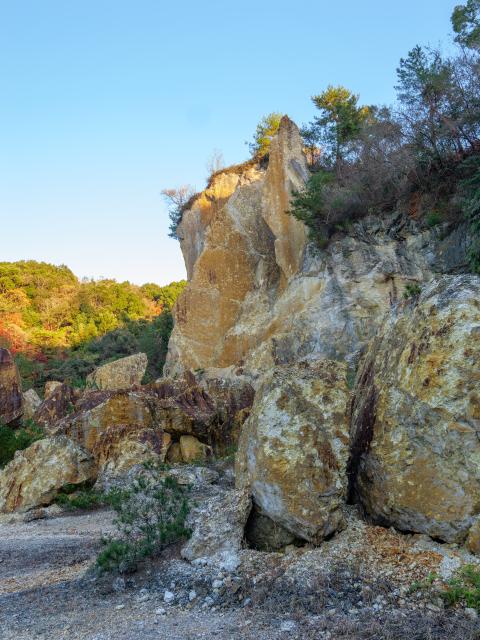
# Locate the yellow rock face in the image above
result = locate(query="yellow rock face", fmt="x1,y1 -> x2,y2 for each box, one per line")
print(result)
350,276 -> 480,543
166,118 -> 310,376
261,116 -> 308,280
179,435 -> 210,463
0,436 -> 96,513
0,348 -> 22,424
92,424 -> 171,475
236,360 -> 350,543
86,353 -> 148,391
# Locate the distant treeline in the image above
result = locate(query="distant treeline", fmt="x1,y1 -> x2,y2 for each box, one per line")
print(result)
0,260 -> 186,391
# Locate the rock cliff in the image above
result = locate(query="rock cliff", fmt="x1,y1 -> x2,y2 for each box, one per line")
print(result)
166,117 -> 468,380
165,116 -> 479,549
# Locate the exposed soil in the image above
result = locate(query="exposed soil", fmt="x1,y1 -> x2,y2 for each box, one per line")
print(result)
1,507 -> 480,640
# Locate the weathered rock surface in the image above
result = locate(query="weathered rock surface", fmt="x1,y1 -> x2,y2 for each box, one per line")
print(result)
350,275 -> 480,543
179,435 -> 210,463
166,118 -> 468,381
22,389 -> 41,420
0,436 -> 96,512
86,353 -> 148,391
44,381 -> 63,398
91,424 -> 171,475
181,488 -> 251,570
236,360 -> 350,543
34,384 -> 80,430
47,375 -> 252,466
0,348 -> 22,424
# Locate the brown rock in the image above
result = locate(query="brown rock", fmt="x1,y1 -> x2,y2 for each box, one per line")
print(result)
167,442 -> 183,463
44,381 -> 63,398
350,276 -> 480,544
34,384 -> 80,430
22,389 -> 41,420
0,348 -> 23,424
0,436 -> 96,512
179,435 -> 210,463
86,353 -> 148,391
236,359 -> 350,543
92,424 -> 171,475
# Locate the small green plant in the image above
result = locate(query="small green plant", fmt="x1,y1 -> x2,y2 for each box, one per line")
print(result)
403,283 -> 422,299
55,484 -> 105,510
425,210 -> 442,227
0,420 -> 45,468
96,464 -> 191,574
408,572 -> 438,594
443,564 -> 480,611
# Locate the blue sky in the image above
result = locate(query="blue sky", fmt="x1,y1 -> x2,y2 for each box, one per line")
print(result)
1,0 -> 459,285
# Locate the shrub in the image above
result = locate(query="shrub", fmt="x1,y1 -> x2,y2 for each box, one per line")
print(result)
426,210 -> 443,227
55,484 -> 106,510
0,420 -> 45,467
96,465 -> 191,573
248,112 -> 283,159
443,564 -> 480,610
403,283 -> 422,299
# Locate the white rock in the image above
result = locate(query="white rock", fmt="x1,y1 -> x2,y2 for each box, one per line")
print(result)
163,590 -> 175,604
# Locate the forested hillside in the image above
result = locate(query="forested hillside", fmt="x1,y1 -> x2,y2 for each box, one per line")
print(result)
0,261 -> 186,391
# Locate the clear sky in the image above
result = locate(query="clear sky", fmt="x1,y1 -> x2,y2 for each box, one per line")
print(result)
0,0 -> 459,285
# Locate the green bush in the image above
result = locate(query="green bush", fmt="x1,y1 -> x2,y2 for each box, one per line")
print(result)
443,564 -> 480,610
403,283 -> 422,299
0,420 -> 45,468
55,484 -> 106,510
426,211 -> 442,227
96,465 -> 191,573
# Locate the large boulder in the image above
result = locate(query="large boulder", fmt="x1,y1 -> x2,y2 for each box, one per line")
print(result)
236,360 -> 350,543
181,488 -> 251,570
52,376 -> 253,457
34,384 -> 80,430
91,424 -> 171,475
44,380 -> 63,398
86,353 -> 148,391
22,389 -> 42,420
349,275 -> 480,544
0,436 -> 96,512
0,348 -> 22,424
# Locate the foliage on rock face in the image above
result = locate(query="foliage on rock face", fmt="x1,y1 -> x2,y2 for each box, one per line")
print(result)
161,185 -> 196,240
248,112 -> 284,159
290,2 -> 480,265
0,420 -> 44,468
0,260 -> 186,391
459,155 -> 480,272
96,464 -> 190,573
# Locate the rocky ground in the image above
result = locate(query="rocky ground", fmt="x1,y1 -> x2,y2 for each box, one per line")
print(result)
1,502 -> 480,640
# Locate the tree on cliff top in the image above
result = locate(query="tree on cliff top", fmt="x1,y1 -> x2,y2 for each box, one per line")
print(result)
162,185 -> 196,239
306,86 -> 371,172
248,112 -> 283,159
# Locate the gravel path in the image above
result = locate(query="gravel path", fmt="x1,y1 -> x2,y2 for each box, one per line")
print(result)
0,511 -> 296,640
2,509 -> 480,640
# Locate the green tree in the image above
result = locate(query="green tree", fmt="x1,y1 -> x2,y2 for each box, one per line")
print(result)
248,112 -> 283,158
452,0 -> 480,50
161,186 -> 196,239
310,86 -> 371,170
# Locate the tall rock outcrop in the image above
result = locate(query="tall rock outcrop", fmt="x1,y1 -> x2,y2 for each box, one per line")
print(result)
349,276 -> 480,543
165,117 -> 465,380
0,348 -> 23,424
